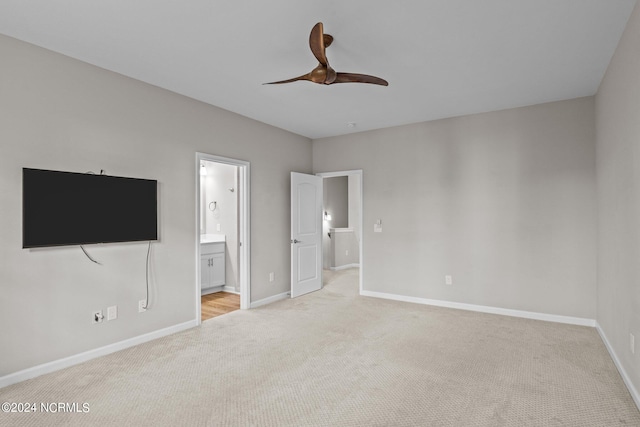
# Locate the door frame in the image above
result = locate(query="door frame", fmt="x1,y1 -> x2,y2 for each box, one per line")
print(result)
316,169 -> 364,295
195,153 -> 251,324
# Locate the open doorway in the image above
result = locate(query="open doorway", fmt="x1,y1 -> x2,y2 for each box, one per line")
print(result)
317,170 -> 363,294
196,153 -> 250,324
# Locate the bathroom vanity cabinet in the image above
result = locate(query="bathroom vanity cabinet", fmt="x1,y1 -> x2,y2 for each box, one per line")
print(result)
201,242 -> 225,291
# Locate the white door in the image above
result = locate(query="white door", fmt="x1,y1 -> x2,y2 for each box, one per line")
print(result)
291,172 -> 323,298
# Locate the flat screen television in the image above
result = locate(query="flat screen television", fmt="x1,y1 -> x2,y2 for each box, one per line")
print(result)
23,168 -> 158,248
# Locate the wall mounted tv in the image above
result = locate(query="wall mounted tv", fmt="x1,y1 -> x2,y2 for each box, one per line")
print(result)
23,168 -> 158,248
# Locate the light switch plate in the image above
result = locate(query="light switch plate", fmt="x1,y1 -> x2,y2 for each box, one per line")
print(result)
374,224 -> 382,233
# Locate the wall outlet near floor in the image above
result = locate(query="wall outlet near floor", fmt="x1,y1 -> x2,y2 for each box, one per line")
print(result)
445,275 -> 453,285
269,272 -> 275,282
346,250 -> 349,256
107,305 -> 118,321
216,223 -> 221,232
631,333 -> 635,355
93,310 -> 104,324
138,300 -> 147,313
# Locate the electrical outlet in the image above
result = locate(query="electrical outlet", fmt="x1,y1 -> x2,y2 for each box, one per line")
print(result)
107,305 -> 117,321
269,272 -> 275,282
93,310 -> 104,324
216,223 -> 221,232
138,300 -> 147,313
346,250 -> 349,256
631,333 -> 635,355
445,275 -> 453,285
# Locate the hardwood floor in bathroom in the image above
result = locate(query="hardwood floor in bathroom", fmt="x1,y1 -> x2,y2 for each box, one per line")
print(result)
201,292 -> 240,321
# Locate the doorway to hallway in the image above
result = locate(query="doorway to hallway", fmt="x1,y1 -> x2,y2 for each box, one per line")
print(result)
317,170 -> 363,294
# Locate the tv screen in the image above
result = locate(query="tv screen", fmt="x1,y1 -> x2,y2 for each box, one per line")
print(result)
23,168 -> 158,248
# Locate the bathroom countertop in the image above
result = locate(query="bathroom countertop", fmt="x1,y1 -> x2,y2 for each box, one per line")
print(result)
200,234 -> 226,244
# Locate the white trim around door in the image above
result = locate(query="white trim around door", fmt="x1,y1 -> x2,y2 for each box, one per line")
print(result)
195,153 -> 251,324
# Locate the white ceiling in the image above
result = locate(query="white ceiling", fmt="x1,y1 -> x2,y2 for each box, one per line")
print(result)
0,0 -> 636,139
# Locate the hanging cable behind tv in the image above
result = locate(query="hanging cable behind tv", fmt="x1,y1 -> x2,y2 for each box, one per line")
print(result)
80,245 -> 101,264
143,241 -> 151,310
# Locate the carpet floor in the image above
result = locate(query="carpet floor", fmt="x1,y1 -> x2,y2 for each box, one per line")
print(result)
1,268 -> 639,426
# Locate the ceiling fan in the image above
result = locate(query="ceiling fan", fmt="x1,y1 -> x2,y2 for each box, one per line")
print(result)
264,22 -> 388,86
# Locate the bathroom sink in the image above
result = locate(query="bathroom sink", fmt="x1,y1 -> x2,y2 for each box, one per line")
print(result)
200,233 -> 225,244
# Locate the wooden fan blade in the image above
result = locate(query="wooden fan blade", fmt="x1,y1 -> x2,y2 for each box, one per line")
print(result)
263,73 -> 312,85
309,22 -> 328,66
332,72 -> 389,86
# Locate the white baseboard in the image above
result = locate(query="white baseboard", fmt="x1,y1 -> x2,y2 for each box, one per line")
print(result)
360,290 -> 596,327
250,291 -> 289,308
0,319 -> 198,389
201,286 -> 223,296
201,286 -> 239,296
596,322 -> 640,411
330,264 -> 360,271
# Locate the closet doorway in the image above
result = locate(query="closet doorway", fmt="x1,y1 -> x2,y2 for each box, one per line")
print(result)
196,153 -> 250,323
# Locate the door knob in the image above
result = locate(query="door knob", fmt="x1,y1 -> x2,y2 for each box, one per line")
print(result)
291,239 -> 301,244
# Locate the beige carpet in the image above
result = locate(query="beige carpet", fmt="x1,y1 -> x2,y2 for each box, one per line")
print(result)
1,268 -> 639,426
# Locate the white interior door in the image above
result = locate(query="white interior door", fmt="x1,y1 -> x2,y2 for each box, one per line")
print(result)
291,172 -> 323,298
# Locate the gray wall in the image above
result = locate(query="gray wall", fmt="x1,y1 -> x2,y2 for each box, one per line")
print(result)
324,176 -> 348,228
330,229 -> 359,268
0,35 -> 311,376
595,1 -> 640,398
313,97 -> 597,319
